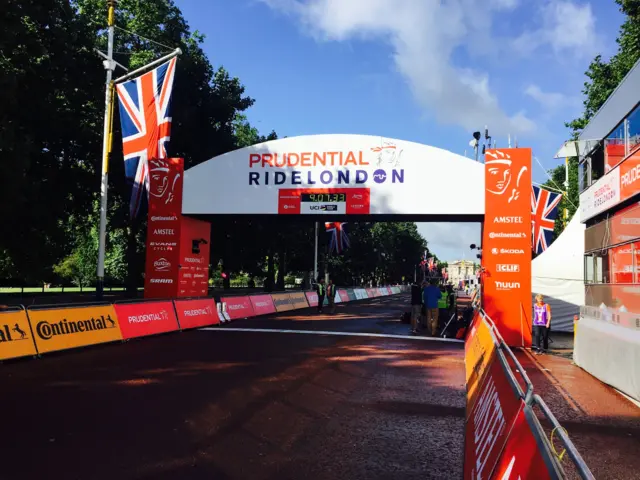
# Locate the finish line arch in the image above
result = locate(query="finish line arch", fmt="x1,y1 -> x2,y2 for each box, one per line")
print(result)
182,134 -> 485,220
143,134 -> 533,347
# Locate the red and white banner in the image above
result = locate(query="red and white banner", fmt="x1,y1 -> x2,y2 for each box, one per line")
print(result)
144,158 -> 184,299
490,405 -> 560,479
249,295 -> 276,316
338,290 -> 350,302
174,298 -> 218,329
464,350 -> 523,480
177,217 -> 210,298
115,301 -> 180,339
305,291 -> 319,307
221,296 -> 254,320
366,288 -> 376,298
482,148 -> 532,347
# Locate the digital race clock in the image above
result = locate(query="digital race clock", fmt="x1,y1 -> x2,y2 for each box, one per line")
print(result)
278,188 -> 371,215
300,193 -> 347,203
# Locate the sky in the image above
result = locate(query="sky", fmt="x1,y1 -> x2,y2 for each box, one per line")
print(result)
175,0 -> 623,261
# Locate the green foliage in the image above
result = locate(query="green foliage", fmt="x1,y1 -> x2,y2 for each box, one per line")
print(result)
568,0 -> 640,134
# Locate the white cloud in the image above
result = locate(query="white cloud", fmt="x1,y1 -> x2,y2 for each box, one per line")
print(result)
513,1 -> 601,58
416,223 -> 482,262
260,0 -> 537,137
524,84 -> 581,111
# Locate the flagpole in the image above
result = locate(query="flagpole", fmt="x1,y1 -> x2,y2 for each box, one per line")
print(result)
96,0 -> 117,300
313,222 -> 318,282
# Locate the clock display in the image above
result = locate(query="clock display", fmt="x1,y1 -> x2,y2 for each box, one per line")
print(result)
300,193 -> 347,203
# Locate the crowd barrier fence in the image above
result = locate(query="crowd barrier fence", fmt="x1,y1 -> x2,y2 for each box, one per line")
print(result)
1,285 -> 408,361
464,308 -> 594,479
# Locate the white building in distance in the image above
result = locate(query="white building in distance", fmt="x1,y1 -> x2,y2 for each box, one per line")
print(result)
446,260 -> 479,287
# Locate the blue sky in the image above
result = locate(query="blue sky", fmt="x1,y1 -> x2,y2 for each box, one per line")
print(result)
175,0 -> 623,261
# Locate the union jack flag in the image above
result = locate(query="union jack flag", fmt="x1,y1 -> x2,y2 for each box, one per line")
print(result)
427,257 -> 435,271
116,57 -> 177,218
325,222 -> 350,254
531,185 -> 562,254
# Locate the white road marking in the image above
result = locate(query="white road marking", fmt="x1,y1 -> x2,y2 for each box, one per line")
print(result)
200,327 -> 464,343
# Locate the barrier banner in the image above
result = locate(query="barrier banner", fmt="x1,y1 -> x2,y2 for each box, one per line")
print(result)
174,298 -> 218,330
366,288 -> 376,298
482,148 -> 532,347
271,293 -> 294,312
115,301 -> 179,339
289,292 -> 309,309
305,291 -> 319,307
338,290 -> 350,302
221,296 -> 254,320
359,289 -> 369,299
490,404 -> 562,480
249,295 -> 276,316
334,290 -> 342,303
346,289 -> 357,301
0,310 -> 37,360
29,305 -> 123,354
465,317 -> 498,415
464,349 -> 523,480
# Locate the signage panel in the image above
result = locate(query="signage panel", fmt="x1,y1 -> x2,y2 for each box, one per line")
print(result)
174,298 -> 218,329
620,151 -> 640,204
289,292 -> 309,309
0,310 -> 37,360
115,301 -> 180,339
29,305 -> 122,354
580,167 -> 621,222
144,158 -> 184,299
305,291 -> 319,307
482,148 -> 532,347
338,290 -> 350,302
221,296 -> 254,320
249,295 -> 276,316
177,217 -> 210,298
346,289 -> 357,301
271,293 -> 294,312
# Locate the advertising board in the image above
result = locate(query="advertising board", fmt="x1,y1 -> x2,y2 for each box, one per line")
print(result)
490,405 -> 561,480
144,157 -> 184,299
177,216 -> 211,298
221,296 -> 254,320
580,167 -> 621,222
366,288 -> 376,298
0,310 -> 37,360
338,290 -> 350,302
174,298 -> 218,329
482,148 -> 532,347
620,151 -> 640,204
271,293 -> 294,312
305,291 -> 319,307
289,292 -> 309,309
464,350 -> 523,480
249,295 -> 276,316
28,305 -> 123,354
182,135 -> 485,216
346,289 -> 357,301
115,301 -> 180,339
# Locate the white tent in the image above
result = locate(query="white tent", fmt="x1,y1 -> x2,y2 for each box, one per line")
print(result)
531,214 -> 586,332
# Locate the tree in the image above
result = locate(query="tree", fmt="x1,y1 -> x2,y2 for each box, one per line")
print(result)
568,0 -> 640,134
541,158 -> 579,241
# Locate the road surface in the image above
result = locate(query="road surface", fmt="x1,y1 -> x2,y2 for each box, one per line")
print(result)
0,294 -> 467,480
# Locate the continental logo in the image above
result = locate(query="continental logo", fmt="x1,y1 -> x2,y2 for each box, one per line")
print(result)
273,297 -> 291,307
35,315 -> 117,340
0,323 -> 29,343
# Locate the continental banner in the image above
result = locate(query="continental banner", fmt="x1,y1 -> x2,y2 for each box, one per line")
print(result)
289,292 -> 309,309
483,148 -> 532,347
0,310 -> 37,360
115,301 -> 180,339
28,305 -> 123,354
272,293 -> 294,312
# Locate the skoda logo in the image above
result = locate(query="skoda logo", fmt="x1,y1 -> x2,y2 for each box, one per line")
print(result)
373,169 -> 387,184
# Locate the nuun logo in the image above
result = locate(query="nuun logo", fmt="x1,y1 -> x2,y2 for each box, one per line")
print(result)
495,281 -> 520,290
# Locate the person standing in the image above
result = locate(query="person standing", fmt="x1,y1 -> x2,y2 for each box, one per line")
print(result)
316,278 -> 326,313
410,281 -> 423,334
447,285 -> 456,318
327,279 -> 336,314
423,281 -> 442,336
533,294 -> 551,354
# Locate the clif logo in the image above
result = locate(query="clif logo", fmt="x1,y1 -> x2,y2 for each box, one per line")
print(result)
496,264 -> 520,273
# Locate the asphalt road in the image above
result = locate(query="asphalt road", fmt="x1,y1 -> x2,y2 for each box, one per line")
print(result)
0,294 -> 467,480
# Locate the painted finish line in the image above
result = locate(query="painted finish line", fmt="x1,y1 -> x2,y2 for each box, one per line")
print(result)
201,327 -> 464,343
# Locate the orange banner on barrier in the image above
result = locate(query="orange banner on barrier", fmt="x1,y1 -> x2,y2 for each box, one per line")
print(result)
271,293 -> 294,312
288,292 -> 309,309
482,148 -> 532,347
465,316 -> 498,417
0,310 -> 38,360
29,305 -> 123,354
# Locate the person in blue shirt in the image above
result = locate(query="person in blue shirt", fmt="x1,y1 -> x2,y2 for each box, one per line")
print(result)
423,280 -> 442,336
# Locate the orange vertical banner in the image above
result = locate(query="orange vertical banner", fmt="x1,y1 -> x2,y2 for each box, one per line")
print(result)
482,148 -> 532,347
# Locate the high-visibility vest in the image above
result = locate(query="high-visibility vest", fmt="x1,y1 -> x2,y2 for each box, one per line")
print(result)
438,295 -> 448,309
317,284 -> 325,296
